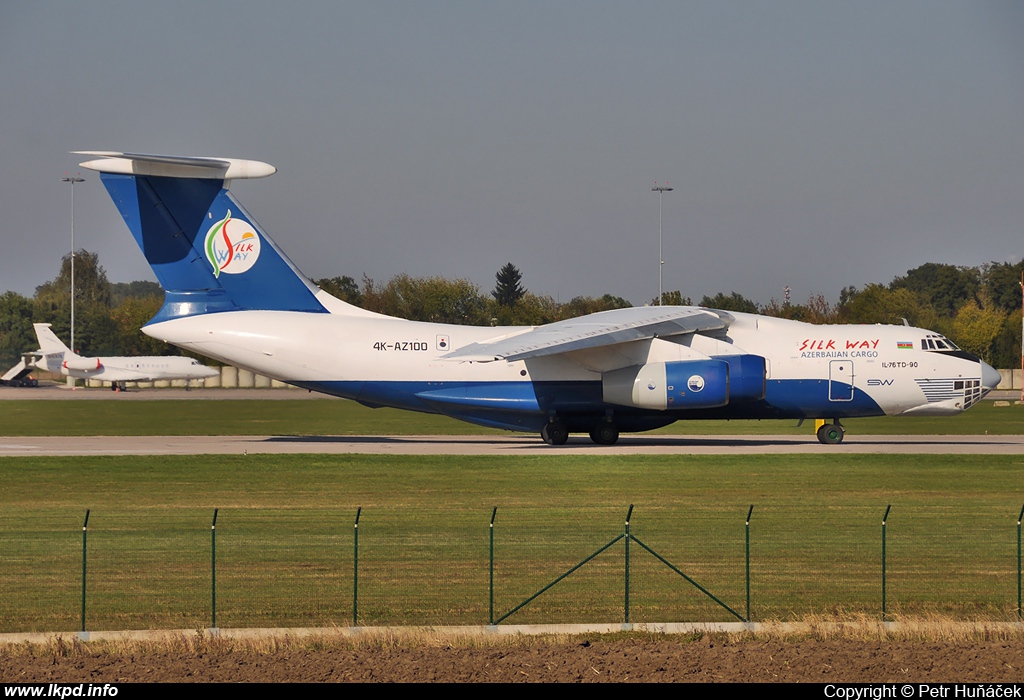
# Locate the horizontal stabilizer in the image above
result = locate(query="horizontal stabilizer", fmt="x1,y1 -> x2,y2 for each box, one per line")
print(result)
76,151 -> 276,180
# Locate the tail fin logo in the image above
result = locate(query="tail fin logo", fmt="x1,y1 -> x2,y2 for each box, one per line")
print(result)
204,211 -> 262,277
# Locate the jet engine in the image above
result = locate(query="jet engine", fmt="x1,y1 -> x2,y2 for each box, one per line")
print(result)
63,357 -> 103,372
719,354 -> 766,402
602,355 -> 766,410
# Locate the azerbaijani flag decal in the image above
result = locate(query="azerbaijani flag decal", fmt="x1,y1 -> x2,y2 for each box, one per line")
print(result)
897,341 -> 914,350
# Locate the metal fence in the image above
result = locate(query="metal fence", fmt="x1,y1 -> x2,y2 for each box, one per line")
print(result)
2,503 -> 1023,633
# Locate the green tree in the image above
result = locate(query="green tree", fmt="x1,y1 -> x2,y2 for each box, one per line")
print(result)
762,294 -> 837,323
891,263 -> 979,318
110,295 -> 170,355
699,292 -> 760,314
314,276 -> 363,306
952,298 -> 1007,362
489,292 -> 561,326
982,261 -> 1024,312
109,280 -> 163,307
988,314 -> 1021,369
33,251 -> 113,355
837,284 -> 943,330
558,294 -> 632,319
652,291 -> 691,306
0,291 -> 35,367
361,274 -> 489,324
492,263 -> 525,308
35,251 -> 111,308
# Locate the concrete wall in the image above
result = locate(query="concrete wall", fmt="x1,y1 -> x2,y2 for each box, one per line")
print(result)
220,366 -> 238,388
237,368 -> 255,388
996,369 -> 1022,391
77,365 -> 299,390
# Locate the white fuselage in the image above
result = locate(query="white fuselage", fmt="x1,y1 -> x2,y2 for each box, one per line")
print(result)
144,304 -> 994,427
34,352 -> 219,383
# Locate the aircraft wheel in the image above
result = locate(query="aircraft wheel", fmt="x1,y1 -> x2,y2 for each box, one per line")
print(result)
816,423 -> 845,445
589,423 -> 619,445
541,421 -> 569,446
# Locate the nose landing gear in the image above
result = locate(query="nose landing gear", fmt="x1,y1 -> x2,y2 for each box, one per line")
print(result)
816,419 -> 845,445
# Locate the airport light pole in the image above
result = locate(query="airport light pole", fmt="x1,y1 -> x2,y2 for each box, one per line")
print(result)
61,174 -> 85,387
652,184 -> 673,305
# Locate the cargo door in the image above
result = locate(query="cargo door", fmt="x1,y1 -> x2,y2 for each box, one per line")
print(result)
828,360 -> 854,402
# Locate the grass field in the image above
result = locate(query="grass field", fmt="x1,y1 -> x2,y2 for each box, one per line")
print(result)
2,452 -> 1023,632
0,397 -> 1020,436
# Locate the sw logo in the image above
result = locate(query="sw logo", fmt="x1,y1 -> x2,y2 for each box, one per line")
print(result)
867,379 -> 895,386
204,210 -> 261,277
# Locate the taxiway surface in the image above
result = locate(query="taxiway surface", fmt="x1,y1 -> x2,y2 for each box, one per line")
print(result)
2,433 -> 1022,456
2,385 -> 1020,455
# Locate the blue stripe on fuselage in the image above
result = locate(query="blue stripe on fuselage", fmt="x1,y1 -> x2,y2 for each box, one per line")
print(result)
290,377 -> 884,432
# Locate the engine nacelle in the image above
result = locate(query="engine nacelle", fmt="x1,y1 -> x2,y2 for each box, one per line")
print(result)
720,354 -> 766,402
63,357 -> 102,373
603,359 -> 729,410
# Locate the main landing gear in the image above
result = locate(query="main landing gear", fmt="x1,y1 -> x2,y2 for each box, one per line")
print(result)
540,419 -> 621,446
540,420 -> 569,446
589,421 -> 619,446
816,419 -> 845,445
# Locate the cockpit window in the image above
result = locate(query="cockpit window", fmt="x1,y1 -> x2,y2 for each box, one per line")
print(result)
921,334 -> 961,353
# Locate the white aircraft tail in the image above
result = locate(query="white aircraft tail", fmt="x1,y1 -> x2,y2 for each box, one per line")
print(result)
34,324 -> 75,357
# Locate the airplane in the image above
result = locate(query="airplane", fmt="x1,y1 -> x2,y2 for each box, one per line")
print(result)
2,322 -> 219,390
75,151 -> 1001,443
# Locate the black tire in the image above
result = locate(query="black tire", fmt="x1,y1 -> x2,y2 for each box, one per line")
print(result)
816,423 -> 844,445
541,421 -> 569,446
589,423 -> 619,445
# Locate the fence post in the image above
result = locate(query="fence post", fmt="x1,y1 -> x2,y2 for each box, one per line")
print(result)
81,509 -> 90,634
353,506 -> 361,627
489,507 -> 497,626
1017,504 -> 1023,620
745,505 -> 754,622
881,504 -> 891,619
211,508 -> 218,629
624,504 -> 633,624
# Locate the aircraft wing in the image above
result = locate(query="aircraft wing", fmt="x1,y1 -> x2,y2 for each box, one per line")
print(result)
442,306 -> 733,362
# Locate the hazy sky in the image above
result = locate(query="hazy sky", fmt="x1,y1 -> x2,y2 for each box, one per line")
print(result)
2,1 -> 1022,307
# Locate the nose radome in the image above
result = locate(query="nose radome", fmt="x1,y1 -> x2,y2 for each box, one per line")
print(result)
981,361 -> 1001,390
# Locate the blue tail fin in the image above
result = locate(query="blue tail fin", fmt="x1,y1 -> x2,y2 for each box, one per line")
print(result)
79,152 -> 326,322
